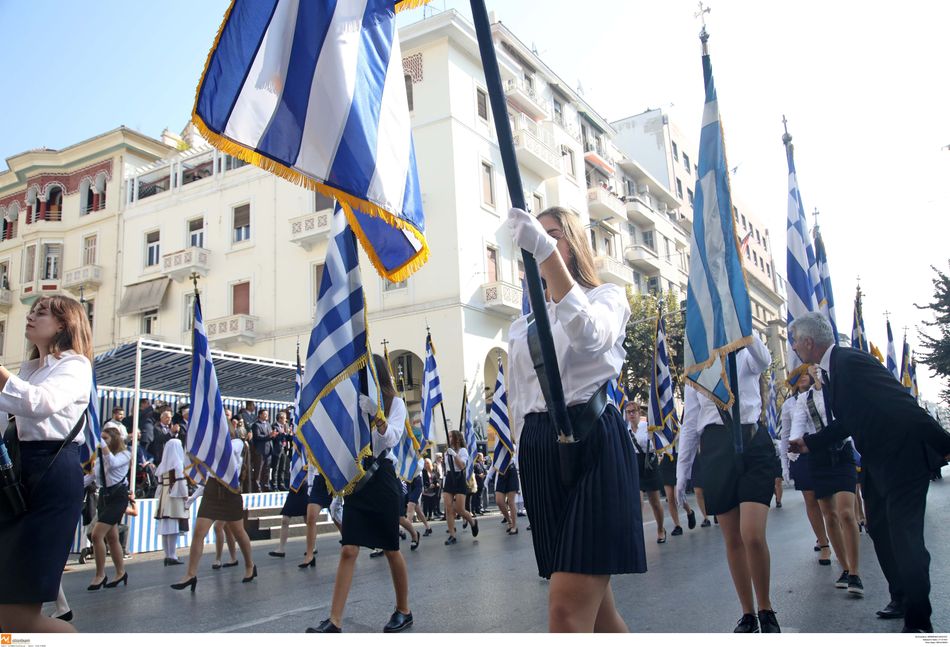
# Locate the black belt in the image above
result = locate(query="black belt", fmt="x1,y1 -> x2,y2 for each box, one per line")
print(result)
565,383 -> 609,439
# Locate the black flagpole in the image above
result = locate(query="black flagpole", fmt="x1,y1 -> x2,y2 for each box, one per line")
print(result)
469,0 -> 574,443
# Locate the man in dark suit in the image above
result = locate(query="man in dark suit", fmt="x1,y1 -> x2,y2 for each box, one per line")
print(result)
137,398 -> 156,452
788,312 -> 950,633
250,409 -> 273,492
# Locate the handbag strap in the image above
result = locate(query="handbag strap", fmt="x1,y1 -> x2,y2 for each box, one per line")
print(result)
34,414 -> 86,488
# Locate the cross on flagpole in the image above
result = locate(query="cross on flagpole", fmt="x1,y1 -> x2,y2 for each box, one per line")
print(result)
812,208 -> 820,230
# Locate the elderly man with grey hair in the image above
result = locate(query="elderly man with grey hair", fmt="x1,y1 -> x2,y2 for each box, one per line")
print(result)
788,311 -> 950,633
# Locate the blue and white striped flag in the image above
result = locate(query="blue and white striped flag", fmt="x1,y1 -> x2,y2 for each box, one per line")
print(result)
766,371 -> 778,439
185,295 -> 241,491
607,377 -> 627,411
684,40 -> 754,407
384,345 -> 421,482
851,285 -> 869,352
80,372 -> 102,474
420,332 -> 443,449
488,361 -> 513,475
649,302 -> 679,457
784,130 -> 824,383
462,386 -> 476,480
192,0 -> 430,282
886,319 -> 900,381
288,345 -> 307,492
813,226 -> 839,342
296,207 -> 374,496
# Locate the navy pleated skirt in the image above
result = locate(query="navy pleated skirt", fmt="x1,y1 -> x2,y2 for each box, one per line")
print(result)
308,473 -> 333,509
280,484 -> 309,517
0,441 -> 83,604
519,405 -> 646,579
342,460 -> 401,551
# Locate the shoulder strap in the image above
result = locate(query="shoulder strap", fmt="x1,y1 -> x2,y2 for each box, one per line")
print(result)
37,415 -> 86,488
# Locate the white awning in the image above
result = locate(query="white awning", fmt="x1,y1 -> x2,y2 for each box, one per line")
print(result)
117,278 -> 169,316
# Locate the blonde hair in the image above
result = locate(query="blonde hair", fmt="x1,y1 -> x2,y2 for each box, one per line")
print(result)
28,296 -> 94,362
537,206 -> 601,290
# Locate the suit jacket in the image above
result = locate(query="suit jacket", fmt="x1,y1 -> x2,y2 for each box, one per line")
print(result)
804,346 -> 950,489
138,406 -> 156,446
251,420 -> 272,455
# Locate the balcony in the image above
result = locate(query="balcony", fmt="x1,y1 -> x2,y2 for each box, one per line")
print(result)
482,280 -> 523,316
624,195 -> 658,227
594,255 -> 634,287
206,313 -> 258,346
0,288 -> 12,310
62,264 -> 104,294
289,209 -> 332,250
512,116 -> 561,179
583,144 -> 615,176
624,244 -> 662,272
161,247 -> 211,282
19,278 -> 62,303
504,78 -> 550,121
587,186 -> 625,224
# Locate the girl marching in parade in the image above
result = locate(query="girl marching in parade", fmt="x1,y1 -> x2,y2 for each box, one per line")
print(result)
508,206 -> 645,632
442,429 -> 479,545
88,426 -> 131,590
626,401 -> 667,543
153,438 -> 189,566
488,445 -> 520,535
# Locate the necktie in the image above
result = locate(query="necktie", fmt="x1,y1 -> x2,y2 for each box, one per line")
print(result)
820,368 -> 834,422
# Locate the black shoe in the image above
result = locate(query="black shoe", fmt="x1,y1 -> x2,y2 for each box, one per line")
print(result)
445,535 -> 457,545
758,609 -> 780,633
164,557 -> 184,566
241,565 -> 258,583
700,518 -> 711,528
814,541 -> 822,552
369,548 -> 385,558
268,551 -> 286,558
104,571 -> 128,588
687,509 -> 696,530
835,570 -> 850,589
410,532 -> 420,551
55,610 -> 74,622
734,613 -> 759,633
818,545 -> 831,566
471,518 -> 479,537
507,527 -> 519,535
399,531 -> 407,540
876,600 -> 905,619
713,516 -> 718,525
657,530 -> 667,544
423,527 -> 432,537
671,526 -> 683,536
299,557 -> 316,568
901,623 -> 933,633
383,610 -> 413,633
307,619 -> 341,633
212,562 -> 223,570
87,576 -> 108,591
847,574 -> 864,597
170,576 -> 197,592
776,501 -> 783,508
222,560 -> 239,568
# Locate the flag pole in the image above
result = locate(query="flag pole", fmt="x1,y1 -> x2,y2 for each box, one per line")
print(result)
427,325 -> 452,441
469,0 -> 574,443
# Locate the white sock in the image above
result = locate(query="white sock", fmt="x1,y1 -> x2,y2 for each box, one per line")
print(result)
163,535 -> 177,559
55,584 -> 70,616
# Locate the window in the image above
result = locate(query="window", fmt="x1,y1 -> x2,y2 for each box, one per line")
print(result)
232,281 -> 250,315
0,320 -> 4,355
188,218 -> 205,248
82,235 -> 97,266
314,192 -> 334,212
647,276 -> 660,294
184,293 -> 196,331
22,245 -> 36,283
485,246 -> 499,282
643,230 -> 655,251
312,263 -> 326,306
664,236 -> 672,261
384,278 -> 407,292
532,193 -> 544,214
145,231 -> 161,267
84,300 -> 94,332
480,161 -> 495,206
404,74 -> 414,112
233,204 -> 251,243
740,213 -> 746,229
562,146 -> 576,177
476,88 -> 489,121
671,141 -> 679,162
745,246 -> 751,259
141,309 -> 158,335
43,244 -> 62,280
0,261 -> 9,290
687,188 -> 694,207
604,233 -> 613,257
755,229 -> 761,243
683,152 -> 691,172
553,99 -> 563,123
752,250 -> 758,265
675,178 -> 683,199
766,265 -> 772,278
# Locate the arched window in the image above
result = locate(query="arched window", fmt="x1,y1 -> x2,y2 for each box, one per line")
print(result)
95,172 -> 108,211
2,204 -> 18,241
46,185 -> 64,221
79,179 -> 93,215
26,187 -> 38,224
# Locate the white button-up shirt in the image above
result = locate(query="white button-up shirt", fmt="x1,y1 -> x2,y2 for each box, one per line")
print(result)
360,396 -> 405,466
0,351 -> 91,443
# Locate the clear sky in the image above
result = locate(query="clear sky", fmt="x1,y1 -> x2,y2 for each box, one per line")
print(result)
2,0 -> 948,401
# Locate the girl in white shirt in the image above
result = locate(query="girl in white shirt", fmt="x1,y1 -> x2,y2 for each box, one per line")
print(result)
0,296 -> 92,633
442,429 -> 478,545
89,426 -> 132,589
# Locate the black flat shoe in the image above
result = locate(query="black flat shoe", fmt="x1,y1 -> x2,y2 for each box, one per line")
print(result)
242,565 -> 258,583
104,571 -> 128,588
734,613 -> 759,633
507,527 -> 519,535
55,610 -> 73,622
671,526 -> 683,536
775,501 -> 783,508
211,562 -> 223,570
657,531 -> 667,544
687,510 -> 696,530
410,533 -> 420,551
383,609 -> 413,633
876,601 -> 905,619
369,548 -> 385,558
423,527 -> 432,537
471,518 -> 479,537
306,619 -> 341,633
222,560 -> 239,568
299,557 -> 316,568
268,551 -> 285,558
445,535 -> 457,545
87,576 -> 108,591
758,609 -> 780,633
170,577 -> 197,592
399,531 -> 407,540
700,518 -> 711,528
164,557 -> 183,566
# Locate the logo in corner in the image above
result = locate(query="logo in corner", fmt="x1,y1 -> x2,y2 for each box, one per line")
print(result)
1,633 -> 11,645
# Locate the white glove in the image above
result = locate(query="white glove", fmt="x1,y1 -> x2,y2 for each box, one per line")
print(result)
675,478 -> 687,510
358,394 -> 377,416
507,208 -> 557,263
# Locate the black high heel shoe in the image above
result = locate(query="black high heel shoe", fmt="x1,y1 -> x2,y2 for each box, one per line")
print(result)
104,572 -> 128,588
55,610 -> 74,622
170,576 -> 197,592
298,557 -> 316,569
242,565 -> 258,583
87,576 -> 108,591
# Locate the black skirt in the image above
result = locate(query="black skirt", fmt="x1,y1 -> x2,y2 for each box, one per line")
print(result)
0,441 -> 83,604
495,466 -> 520,494
659,455 -> 677,487
342,459 -> 401,551
519,405 -> 646,579
636,453 -> 662,492
700,424 -> 779,515
690,451 -> 705,489
788,453 -> 816,491
308,473 -> 333,509
443,469 -> 467,495
96,482 -> 129,526
197,477 -> 244,522
281,484 -> 309,517
811,441 -> 858,500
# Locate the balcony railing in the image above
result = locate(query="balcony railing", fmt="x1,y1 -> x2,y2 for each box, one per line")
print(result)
504,78 -> 550,120
624,194 -> 658,227
624,244 -> 662,272
206,313 -> 258,346
162,247 -> 211,281
19,277 -> 62,303
594,255 -> 634,287
62,264 -> 104,294
482,280 -> 523,316
583,144 -> 615,176
289,209 -> 333,250
587,186 -> 626,223
511,115 -> 561,179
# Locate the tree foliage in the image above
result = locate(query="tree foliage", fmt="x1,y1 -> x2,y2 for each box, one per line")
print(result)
915,262 -> 950,404
621,289 -> 685,404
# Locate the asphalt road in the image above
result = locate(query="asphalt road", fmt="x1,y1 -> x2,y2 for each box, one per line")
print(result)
56,473 -> 949,633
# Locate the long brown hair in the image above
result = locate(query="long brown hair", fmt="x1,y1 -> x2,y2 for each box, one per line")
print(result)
372,354 -> 397,416
537,206 -> 601,290
28,296 -> 94,362
448,429 -> 465,449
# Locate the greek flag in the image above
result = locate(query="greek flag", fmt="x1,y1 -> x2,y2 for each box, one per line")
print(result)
910,355 -> 920,400
185,295 -> 241,491
296,206 -> 374,496
607,378 -> 627,411
462,386 -> 476,480
488,361 -> 513,475
420,332 -> 443,448
900,333 -> 914,393
886,319 -> 900,381
192,0 -> 430,282
80,373 -> 102,474
851,286 -> 869,352
784,131 -> 823,382
766,371 -> 778,439
813,226 -> 840,342
684,42 -> 754,407
288,346 -> 306,493
649,301 -> 678,456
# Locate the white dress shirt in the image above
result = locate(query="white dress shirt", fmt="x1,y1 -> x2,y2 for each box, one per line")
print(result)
99,449 -> 131,487
359,396 -> 405,465
446,447 -> 469,473
231,438 -> 246,473
791,385 -> 851,446
675,336 -> 772,486
630,421 -> 652,453
508,283 -> 630,441
779,395 -> 795,475
0,351 -> 91,443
